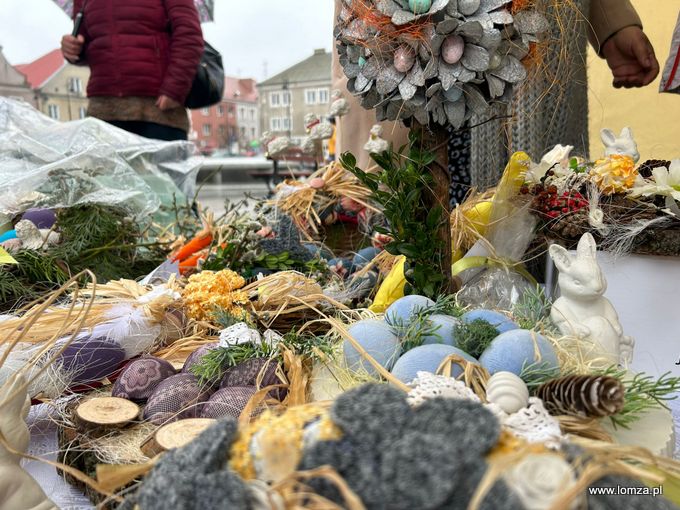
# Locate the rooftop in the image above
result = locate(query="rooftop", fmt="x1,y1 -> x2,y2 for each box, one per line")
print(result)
223,77 -> 258,103
15,49 -> 66,88
259,49 -> 331,88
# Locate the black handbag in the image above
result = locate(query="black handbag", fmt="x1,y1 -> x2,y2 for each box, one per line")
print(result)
184,41 -> 225,109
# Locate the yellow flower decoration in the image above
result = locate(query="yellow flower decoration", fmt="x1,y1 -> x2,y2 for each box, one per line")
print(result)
589,155 -> 637,195
182,269 -> 249,322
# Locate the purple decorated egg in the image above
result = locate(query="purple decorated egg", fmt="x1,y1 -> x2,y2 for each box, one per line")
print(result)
220,357 -> 286,401
21,209 -> 56,229
57,338 -> 126,385
112,357 -> 177,401
442,34 -> 465,64
200,386 -> 260,420
393,45 -> 416,73
143,373 -> 213,425
182,343 -> 219,374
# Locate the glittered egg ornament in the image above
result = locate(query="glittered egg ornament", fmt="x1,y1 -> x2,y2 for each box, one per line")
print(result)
461,309 -> 519,334
485,371 -> 529,414
441,34 -> 465,64
385,295 -> 435,328
479,330 -> 559,376
57,338 -> 126,385
393,45 -> 416,73
421,314 -> 460,346
112,356 -> 177,401
408,0 -> 432,14
144,373 -> 212,424
344,319 -> 401,376
391,344 -> 477,384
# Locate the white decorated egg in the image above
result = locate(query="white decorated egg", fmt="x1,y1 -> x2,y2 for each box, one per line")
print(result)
486,371 -> 529,414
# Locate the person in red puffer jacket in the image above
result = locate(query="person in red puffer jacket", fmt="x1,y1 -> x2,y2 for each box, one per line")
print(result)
60,0 -> 204,141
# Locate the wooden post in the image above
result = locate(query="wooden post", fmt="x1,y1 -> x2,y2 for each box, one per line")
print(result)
414,122 -> 459,294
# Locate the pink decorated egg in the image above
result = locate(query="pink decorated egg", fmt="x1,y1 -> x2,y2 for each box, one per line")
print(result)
442,35 -> 465,64
112,357 -> 177,401
394,45 -> 416,73
143,373 -> 213,424
182,343 -> 220,374
309,177 -> 326,189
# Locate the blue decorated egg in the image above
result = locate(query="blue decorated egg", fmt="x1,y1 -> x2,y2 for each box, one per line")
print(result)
21,209 -> 56,229
409,0 -> 432,14
461,309 -> 519,334
479,330 -> 559,376
385,295 -> 435,328
0,230 -> 17,243
391,344 -> 476,384
57,338 -> 126,384
421,314 -> 460,346
352,247 -> 381,269
344,319 -> 401,375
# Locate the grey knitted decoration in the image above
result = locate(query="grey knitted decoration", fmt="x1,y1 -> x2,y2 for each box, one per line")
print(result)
469,0 -> 591,190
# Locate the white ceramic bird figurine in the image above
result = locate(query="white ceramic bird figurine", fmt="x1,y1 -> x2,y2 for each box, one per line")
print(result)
301,114 -> 334,155
14,220 -> 59,251
364,124 -> 389,154
0,372 -> 57,510
329,90 -> 350,118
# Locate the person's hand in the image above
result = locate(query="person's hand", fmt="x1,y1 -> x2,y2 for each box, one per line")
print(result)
156,95 -> 182,110
602,26 -> 659,88
61,34 -> 84,63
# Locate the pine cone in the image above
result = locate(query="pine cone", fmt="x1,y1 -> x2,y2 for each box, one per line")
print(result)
549,211 -> 590,239
537,375 -> 625,418
637,159 -> 671,179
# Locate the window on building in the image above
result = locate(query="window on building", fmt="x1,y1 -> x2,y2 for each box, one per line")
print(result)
203,124 -> 212,136
240,126 -> 246,137
239,107 -> 245,119
318,88 -> 330,104
282,91 -> 291,106
218,125 -> 226,136
305,89 -> 317,105
271,118 -> 281,131
78,106 -> 87,119
228,105 -> 235,115
201,107 -> 210,116
68,77 -> 83,94
249,109 -> 256,120
282,117 -> 291,131
270,92 -> 281,107
251,127 -> 256,138
47,104 -> 60,120
217,105 -> 224,117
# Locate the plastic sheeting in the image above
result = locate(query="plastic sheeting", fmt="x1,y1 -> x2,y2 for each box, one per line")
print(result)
0,97 -> 202,220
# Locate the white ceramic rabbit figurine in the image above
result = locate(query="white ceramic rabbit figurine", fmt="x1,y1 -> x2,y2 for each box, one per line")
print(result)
600,127 -> 640,163
0,372 -> 56,510
549,233 -> 634,366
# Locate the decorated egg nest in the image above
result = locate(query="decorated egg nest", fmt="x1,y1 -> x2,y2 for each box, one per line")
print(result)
335,0 -> 549,127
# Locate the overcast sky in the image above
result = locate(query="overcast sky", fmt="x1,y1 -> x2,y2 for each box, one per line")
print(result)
0,0 -> 335,81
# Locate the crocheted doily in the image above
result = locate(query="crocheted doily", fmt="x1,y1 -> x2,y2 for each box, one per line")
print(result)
407,372 -> 563,445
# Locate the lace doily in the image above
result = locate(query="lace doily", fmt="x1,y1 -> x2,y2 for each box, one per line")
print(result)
407,372 -> 481,406
407,373 -> 563,446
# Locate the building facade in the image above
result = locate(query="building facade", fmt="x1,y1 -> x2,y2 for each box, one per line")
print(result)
189,77 -> 259,155
16,49 -> 90,122
0,46 -> 37,106
258,49 -> 332,143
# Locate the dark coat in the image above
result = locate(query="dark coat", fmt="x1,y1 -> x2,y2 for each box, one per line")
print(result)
74,0 -> 204,103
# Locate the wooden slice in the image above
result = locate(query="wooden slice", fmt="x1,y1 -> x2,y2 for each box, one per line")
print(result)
141,418 -> 216,457
76,397 -> 140,428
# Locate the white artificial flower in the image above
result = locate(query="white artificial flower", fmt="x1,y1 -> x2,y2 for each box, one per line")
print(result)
525,145 -> 574,183
629,160 -> 680,201
504,453 -> 581,510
